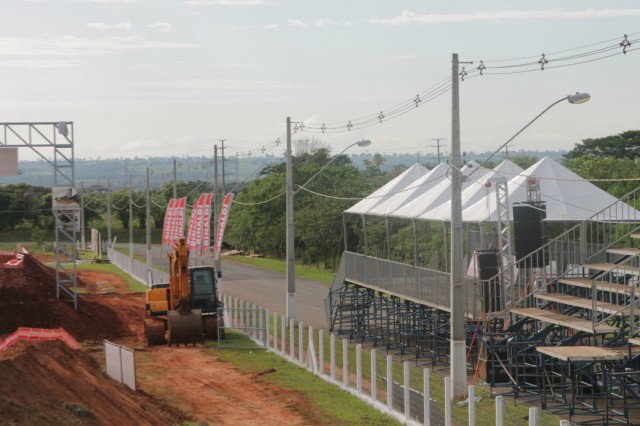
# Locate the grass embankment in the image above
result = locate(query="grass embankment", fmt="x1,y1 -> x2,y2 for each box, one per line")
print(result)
210,333 -> 400,425
223,255 -> 335,285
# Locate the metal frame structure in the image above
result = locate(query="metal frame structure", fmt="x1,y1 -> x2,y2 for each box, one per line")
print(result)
0,121 -> 77,309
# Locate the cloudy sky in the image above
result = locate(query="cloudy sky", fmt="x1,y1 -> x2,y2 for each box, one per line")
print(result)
1,0 -> 638,161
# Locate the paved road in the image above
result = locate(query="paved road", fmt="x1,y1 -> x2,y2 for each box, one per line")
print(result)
124,244 -> 331,329
220,259 -> 330,330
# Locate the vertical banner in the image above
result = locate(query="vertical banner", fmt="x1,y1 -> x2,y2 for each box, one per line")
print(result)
186,193 -> 212,256
161,197 -> 186,247
214,193 -> 234,262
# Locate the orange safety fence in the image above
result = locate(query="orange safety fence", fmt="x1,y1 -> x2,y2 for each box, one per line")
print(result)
0,327 -> 81,352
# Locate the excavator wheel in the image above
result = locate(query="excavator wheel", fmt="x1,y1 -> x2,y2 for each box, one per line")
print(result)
204,316 -> 225,340
144,318 -> 166,346
168,309 -> 203,346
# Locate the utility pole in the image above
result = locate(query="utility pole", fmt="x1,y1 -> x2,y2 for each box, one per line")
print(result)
213,145 -> 220,267
146,167 -> 152,267
172,159 -> 178,199
431,138 -> 446,163
505,144 -> 512,159
107,179 -> 112,247
219,139 -> 226,195
80,181 -> 85,249
129,173 -> 134,262
285,117 -> 296,321
451,52 -> 471,399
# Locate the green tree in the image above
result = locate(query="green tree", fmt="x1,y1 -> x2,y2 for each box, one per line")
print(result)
564,130 -> 640,160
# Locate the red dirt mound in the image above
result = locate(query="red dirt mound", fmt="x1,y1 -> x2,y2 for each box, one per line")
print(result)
0,254 -> 131,340
0,339 -> 189,425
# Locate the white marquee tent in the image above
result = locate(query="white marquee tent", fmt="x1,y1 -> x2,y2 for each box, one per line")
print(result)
347,157 -> 640,223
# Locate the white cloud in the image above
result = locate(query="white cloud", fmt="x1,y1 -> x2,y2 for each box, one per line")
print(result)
23,0 -> 146,3
261,23 -> 279,29
313,18 -> 351,27
129,78 -> 301,92
0,35 -> 200,57
288,19 -> 309,28
0,59 -> 81,68
182,0 -> 267,5
87,22 -> 133,30
369,8 -> 640,25
146,23 -> 173,33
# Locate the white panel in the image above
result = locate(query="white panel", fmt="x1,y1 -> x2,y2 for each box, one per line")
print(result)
120,347 -> 136,391
104,341 -> 122,383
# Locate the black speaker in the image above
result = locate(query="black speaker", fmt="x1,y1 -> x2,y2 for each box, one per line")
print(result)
513,202 -> 548,267
477,250 -> 502,312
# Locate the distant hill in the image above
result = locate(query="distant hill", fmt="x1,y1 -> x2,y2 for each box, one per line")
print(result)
0,150 -> 566,189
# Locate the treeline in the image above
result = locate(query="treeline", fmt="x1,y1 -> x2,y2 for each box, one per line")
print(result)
1,131 -> 639,270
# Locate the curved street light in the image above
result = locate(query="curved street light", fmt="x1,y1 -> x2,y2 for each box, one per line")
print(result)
285,127 -> 372,321
468,92 -> 591,179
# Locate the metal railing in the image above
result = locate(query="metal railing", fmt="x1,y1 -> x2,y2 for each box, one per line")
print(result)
107,248 -> 169,285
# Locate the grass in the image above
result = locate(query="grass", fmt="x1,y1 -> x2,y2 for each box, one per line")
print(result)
224,255 -> 335,285
75,262 -> 148,293
211,332 -> 400,425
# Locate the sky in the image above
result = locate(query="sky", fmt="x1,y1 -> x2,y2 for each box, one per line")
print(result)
1,0 -> 639,163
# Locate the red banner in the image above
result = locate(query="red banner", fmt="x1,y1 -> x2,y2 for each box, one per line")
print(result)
161,197 -> 186,246
214,193 -> 234,262
186,193 -> 212,256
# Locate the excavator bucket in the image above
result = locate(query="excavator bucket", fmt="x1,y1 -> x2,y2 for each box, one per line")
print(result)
167,309 -> 203,346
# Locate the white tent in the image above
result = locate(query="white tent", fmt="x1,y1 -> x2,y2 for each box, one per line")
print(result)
361,162 -> 450,216
421,159 -> 524,221
461,156 -> 640,222
345,163 -> 428,215
390,161 -> 488,219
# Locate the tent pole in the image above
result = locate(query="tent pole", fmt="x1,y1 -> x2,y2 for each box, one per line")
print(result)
362,215 -> 368,257
412,219 -> 418,267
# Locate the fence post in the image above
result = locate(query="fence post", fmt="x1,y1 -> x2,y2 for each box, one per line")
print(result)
387,355 -> 393,412
404,361 -> 410,421
468,385 -> 475,426
252,303 -> 257,340
560,421 -> 570,426
273,312 -> 278,352
264,308 -> 269,348
298,322 -> 304,366
233,297 -> 237,328
444,377 -> 451,426
258,306 -> 264,344
424,368 -> 430,426
319,329 -> 324,376
496,395 -> 503,426
281,315 -> 286,355
528,406 -> 536,426
371,349 -> 377,402
330,333 -> 336,381
342,338 -> 348,387
289,319 -> 295,360
356,344 -> 362,394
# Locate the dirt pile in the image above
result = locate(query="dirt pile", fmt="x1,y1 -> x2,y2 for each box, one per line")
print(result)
0,253 -> 131,340
0,339 -> 188,425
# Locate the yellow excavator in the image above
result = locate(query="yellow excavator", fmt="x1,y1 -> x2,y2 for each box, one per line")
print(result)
144,238 -> 225,345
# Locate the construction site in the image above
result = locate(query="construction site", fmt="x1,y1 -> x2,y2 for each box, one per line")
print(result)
0,250 -> 331,425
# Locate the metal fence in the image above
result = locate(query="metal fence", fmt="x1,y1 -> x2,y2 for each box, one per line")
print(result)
222,293 -> 564,426
107,248 -> 168,285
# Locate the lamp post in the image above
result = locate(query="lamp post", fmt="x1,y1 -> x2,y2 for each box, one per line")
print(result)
285,120 -> 371,321
450,54 -> 590,399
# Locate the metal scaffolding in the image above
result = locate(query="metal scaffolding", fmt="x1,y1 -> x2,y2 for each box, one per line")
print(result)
1,121 -> 77,309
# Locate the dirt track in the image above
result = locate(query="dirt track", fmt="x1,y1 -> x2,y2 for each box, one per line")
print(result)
0,253 -> 319,425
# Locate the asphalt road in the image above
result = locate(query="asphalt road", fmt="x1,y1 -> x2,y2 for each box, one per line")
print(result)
220,259 -> 331,330
125,244 -> 331,330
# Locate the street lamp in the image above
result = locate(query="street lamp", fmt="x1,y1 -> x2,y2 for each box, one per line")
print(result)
285,118 -> 371,321
450,52 -> 590,400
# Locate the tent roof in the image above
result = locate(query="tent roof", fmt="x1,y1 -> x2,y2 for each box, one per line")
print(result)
346,157 -> 640,223
363,162 -> 451,216
344,163 -> 428,215
461,156 -> 640,222
391,161 -> 488,219
421,159 -> 524,221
